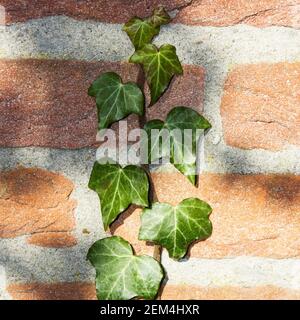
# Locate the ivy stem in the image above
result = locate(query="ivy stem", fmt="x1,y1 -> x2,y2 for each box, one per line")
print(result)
153,244 -> 162,262
138,68 -> 163,299
153,245 -> 163,300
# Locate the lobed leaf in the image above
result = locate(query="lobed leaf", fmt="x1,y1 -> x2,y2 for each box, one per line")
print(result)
123,6 -> 170,50
88,72 -> 144,130
123,18 -> 159,50
130,44 -> 183,105
139,198 -> 213,260
89,162 -> 149,230
87,236 -> 164,300
144,107 -> 211,184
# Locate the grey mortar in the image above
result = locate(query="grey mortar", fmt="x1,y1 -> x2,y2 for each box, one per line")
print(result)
162,254 -> 300,289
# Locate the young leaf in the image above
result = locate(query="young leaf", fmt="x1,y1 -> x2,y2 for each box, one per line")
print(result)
139,198 -> 213,260
130,44 -> 183,105
123,6 -> 170,50
148,6 -> 171,28
87,236 -> 164,300
88,72 -> 144,130
123,18 -> 159,50
89,162 -> 149,230
144,107 -> 211,184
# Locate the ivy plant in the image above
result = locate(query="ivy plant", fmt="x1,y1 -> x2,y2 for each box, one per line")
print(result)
87,6 -> 214,300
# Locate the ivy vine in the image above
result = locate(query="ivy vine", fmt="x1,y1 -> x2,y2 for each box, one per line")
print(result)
86,6 -> 213,300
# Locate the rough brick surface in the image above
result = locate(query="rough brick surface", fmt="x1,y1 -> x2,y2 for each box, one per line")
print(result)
0,0 -> 191,24
221,63 -> 300,151
150,172 -> 300,258
162,285 -> 300,300
27,232 -> 77,248
2,0 -> 300,28
8,282 -> 300,300
7,283 -> 96,300
0,59 -> 141,148
0,167 -> 77,247
146,65 -> 205,121
175,0 -> 300,28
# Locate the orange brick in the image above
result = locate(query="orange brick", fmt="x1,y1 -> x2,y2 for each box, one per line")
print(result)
7,283 -> 96,300
110,206 -> 155,256
0,167 -> 77,248
162,284 -> 300,300
221,63 -> 300,150
27,232 -> 77,248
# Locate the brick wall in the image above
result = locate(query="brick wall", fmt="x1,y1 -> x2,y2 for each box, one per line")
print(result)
0,0 -> 300,300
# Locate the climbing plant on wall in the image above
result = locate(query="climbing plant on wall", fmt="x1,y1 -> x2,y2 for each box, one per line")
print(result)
87,6 -> 213,300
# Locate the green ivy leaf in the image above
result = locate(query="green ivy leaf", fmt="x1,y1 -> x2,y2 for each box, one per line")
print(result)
123,7 -> 170,50
148,6 -> 171,28
89,162 -> 149,230
144,107 -> 211,184
87,236 -> 164,300
139,198 -> 213,260
123,18 -> 159,50
88,72 -> 144,130
130,44 -> 183,105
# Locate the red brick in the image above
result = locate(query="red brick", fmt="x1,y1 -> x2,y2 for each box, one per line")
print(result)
7,282 -> 96,300
146,65 -> 205,120
0,59 -> 141,148
162,285 -> 300,300
151,172 -> 300,259
175,0 -> 300,28
221,63 -> 300,151
2,0 -> 299,28
0,167 -> 77,248
0,60 -> 203,149
0,0 -> 191,25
